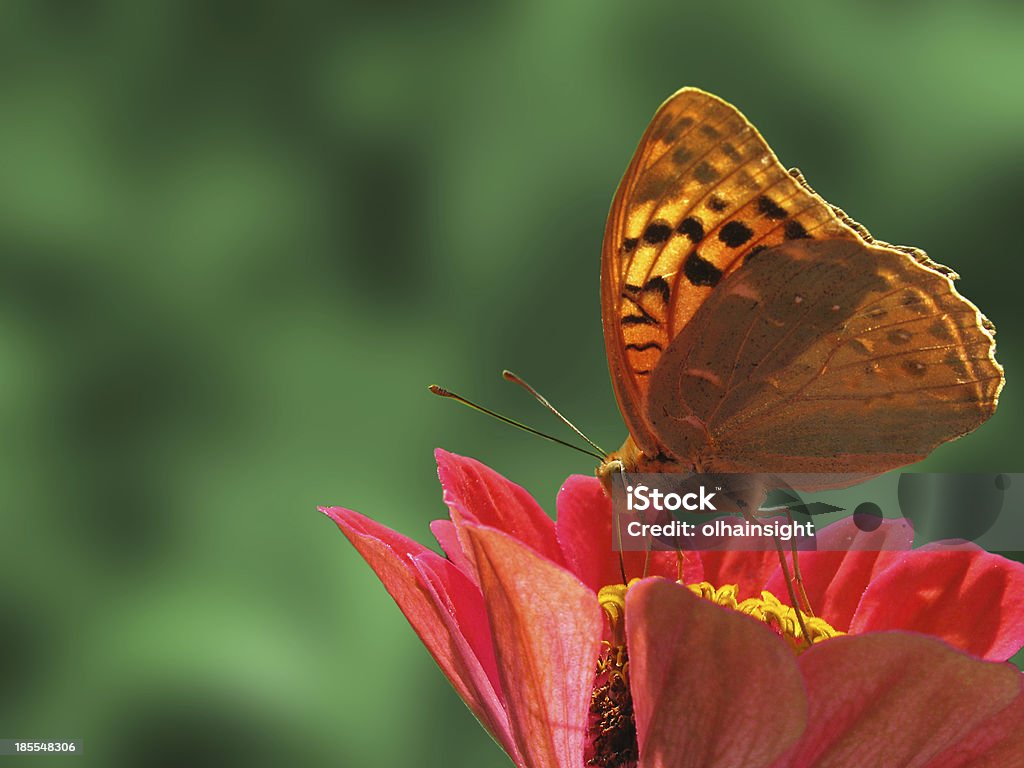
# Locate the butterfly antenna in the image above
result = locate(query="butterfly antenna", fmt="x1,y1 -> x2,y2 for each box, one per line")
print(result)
501,370 -> 607,456
429,385 -> 605,461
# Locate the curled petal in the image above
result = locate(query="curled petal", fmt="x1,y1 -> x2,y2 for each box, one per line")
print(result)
430,519 -> 475,580
465,524 -> 603,768
436,449 -> 564,578
627,578 -> 807,768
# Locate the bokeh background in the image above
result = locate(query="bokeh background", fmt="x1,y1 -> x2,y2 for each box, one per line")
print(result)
2,1 -> 1021,765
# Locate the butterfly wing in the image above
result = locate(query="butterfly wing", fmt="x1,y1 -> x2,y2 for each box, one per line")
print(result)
602,87 -> 862,458
644,238 -> 1002,473
602,87 -> 1002,472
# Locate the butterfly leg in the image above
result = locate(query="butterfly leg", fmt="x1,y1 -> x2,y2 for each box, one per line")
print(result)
675,550 -> 689,583
783,505 -> 815,618
771,533 -> 813,647
610,461 -> 629,584
745,503 -> 814,643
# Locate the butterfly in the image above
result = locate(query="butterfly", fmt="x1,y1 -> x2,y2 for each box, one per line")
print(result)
596,88 -> 1003,488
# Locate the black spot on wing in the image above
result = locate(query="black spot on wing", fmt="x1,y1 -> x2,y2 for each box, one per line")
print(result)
693,162 -> 719,184
673,146 -> 694,165
707,195 -> 728,212
620,293 -> 659,326
643,221 -> 673,244
757,196 -> 787,219
699,124 -> 720,138
625,341 -> 663,352
683,252 -> 723,287
784,220 -> 809,239
621,314 -> 658,326
624,276 -> 671,304
719,221 -> 753,247
622,237 -> 639,253
676,216 -> 704,243
642,276 -> 671,303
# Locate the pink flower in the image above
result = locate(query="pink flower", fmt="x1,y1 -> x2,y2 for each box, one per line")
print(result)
323,451 -> 1024,767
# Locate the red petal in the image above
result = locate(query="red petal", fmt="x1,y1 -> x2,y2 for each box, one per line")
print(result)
412,552 -> 525,767
322,507 -> 516,758
430,519 -> 476,582
922,681 -> 1024,767
436,449 -> 564,575
763,517 -> 914,630
850,546 -> 1024,661
555,475 -> 702,593
627,578 -> 807,768
465,523 -> 603,768
780,632 -> 1021,767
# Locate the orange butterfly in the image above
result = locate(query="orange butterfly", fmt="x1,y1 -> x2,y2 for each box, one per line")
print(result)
596,88 -> 1003,489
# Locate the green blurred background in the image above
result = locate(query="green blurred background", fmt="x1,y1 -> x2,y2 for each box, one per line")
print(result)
1,1 -> 1021,765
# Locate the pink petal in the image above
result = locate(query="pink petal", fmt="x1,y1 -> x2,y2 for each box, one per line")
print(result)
436,450 -> 564,576
780,632 -> 1021,767
555,475 -> 702,593
412,552 -> 524,767
850,547 -> 1024,661
465,523 -> 603,768
627,578 -> 807,768
923,683 -> 1024,768
322,507 -> 515,757
430,519 -> 476,580
762,517 -> 915,630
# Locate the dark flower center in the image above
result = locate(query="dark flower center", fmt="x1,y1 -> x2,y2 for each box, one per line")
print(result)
587,583 -> 638,768
587,644 -> 637,768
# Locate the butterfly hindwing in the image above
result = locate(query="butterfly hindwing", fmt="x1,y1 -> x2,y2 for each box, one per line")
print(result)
644,239 -> 1002,474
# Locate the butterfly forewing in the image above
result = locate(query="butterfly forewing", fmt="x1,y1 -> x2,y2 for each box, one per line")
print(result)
602,87 -> 1003,473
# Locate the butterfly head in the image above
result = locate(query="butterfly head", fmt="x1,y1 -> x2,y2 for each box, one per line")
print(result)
597,435 -> 695,496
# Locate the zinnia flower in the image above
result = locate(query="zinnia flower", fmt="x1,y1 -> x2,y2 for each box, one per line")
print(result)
323,451 -> 1024,767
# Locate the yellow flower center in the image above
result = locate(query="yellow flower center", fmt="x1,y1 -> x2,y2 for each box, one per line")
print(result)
685,581 -> 844,654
